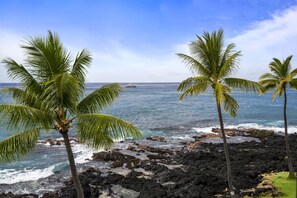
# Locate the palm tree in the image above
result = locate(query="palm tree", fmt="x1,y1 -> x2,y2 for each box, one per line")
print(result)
177,29 -> 259,197
0,31 -> 142,198
259,55 -> 297,178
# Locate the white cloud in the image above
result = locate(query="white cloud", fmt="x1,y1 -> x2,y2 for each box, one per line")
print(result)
0,31 -> 191,83
0,31 -> 24,82
229,6 -> 297,80
86,41 -> 191,82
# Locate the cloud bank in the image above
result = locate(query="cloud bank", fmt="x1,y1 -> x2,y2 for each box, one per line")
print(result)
230,6 -> 297,80
0,5 -> 297,83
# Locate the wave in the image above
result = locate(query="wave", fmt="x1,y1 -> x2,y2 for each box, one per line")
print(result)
72,143 -> 103,164
0,165 -> 55,184
193,123 -> 297,134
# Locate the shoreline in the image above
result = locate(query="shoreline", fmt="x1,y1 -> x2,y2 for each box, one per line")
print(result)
1,128 -> 297,197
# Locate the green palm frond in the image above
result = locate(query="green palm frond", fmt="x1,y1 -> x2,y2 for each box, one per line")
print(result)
177,76 -> 209,91
76,114 -> 142,148
71,49 -> 92,95
223,93 -> 239,118
1,59 -> 42,91
77,83 -> 122,114
176,53 -> 211,76
213,82 -> 231,103
218,51 -> 241,78
42,73 -> 80,113
272,83 -> 284,101
260,55 -> 295,99
224,78 -> 260,92
0,105 -> 53,130
71,49 -> 92,80
269,60 -> 284,78
22,31 -> 71,79
0,129 -> 40,162
289,78 -> 297,89
258,80 -> 277,94
259,73 -> 279,81
0,88 -> 42,109
178,77 -> 210,100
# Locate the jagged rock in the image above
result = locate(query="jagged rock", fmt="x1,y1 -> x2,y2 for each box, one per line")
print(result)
92,150 -> 141,168
10,134 -> 297,198
211,128 -> 274,138
0,193 -> 38,198
146,136 -> 166,142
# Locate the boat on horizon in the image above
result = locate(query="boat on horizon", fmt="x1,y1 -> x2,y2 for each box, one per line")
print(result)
125,83 -> 136,88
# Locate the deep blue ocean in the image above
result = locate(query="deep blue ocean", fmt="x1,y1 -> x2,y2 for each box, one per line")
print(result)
1,82 -> 297,194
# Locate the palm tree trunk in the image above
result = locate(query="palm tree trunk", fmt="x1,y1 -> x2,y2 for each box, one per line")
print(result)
61,132 -> 84,198
283,88 -> 294,178
216,101 -> 235,198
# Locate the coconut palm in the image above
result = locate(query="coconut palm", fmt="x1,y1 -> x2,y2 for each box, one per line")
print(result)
0,31 -> 142,198
259,55 -> 297,178
177,29 -> 259,197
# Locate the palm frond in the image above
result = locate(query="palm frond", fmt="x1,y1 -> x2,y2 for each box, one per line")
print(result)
42,73 -> 80,113
269,60 -> 283,78
289,78 -> 297,89
223,93 -> 239,118
176,53 -> 210,76
258,79 -> 277,94
218,51 -> 241,78
1,58 -> 42,91
177,76 -> 210,100
76,114 -> 142,149
71,49 -> 92,95
213,82 -> 231,104
22,31 -> 71,80
224,78 -> 260,92
0,129 -> 40,162
77,83 -> 122,114
283,55 -> 293,75
0,88 -> 43,109
272,83 -> 284,101
0,105 -> 53,130
177,76 -> 209,91
259,73 -> 279,81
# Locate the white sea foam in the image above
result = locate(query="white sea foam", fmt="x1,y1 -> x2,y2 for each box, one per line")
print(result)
193,123 -> 297,134
72,143 -> 103,164
0,165 -> 55,184
193,127 -> 216,134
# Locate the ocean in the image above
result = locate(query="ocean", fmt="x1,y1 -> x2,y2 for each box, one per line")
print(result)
1,82 -> 297,194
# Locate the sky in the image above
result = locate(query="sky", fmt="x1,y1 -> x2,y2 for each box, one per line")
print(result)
0,0 -> 297,83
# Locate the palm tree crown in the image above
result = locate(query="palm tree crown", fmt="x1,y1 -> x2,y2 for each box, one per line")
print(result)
259,55 -> 297,98
177,29 -> 259,117
0,31 -> 141,197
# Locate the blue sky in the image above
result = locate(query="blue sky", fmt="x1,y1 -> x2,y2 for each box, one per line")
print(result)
0,0 -> 297,82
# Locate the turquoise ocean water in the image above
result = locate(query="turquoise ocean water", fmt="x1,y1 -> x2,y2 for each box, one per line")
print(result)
0,83 -> 297,193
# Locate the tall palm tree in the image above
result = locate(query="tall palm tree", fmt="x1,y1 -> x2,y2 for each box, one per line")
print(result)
259,55 -> 297,178
0,31 -> 142,198
177,29 -> 259,197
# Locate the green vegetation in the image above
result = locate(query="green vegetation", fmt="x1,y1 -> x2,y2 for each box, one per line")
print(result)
259,172 -> 296,198
259,56 -> 297,178
273,172 -> 296,197
0,31 -> 142,198
176,29 -> 260,198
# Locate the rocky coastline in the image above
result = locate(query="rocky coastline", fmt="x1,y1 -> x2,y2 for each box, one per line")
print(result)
1,129 -> 297,198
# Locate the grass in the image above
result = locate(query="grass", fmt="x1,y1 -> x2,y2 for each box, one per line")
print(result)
259,172 -> 296,198
272,172 -> 296,198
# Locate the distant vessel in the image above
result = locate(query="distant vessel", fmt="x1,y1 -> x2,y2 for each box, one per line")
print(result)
125,83 -> 136,88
